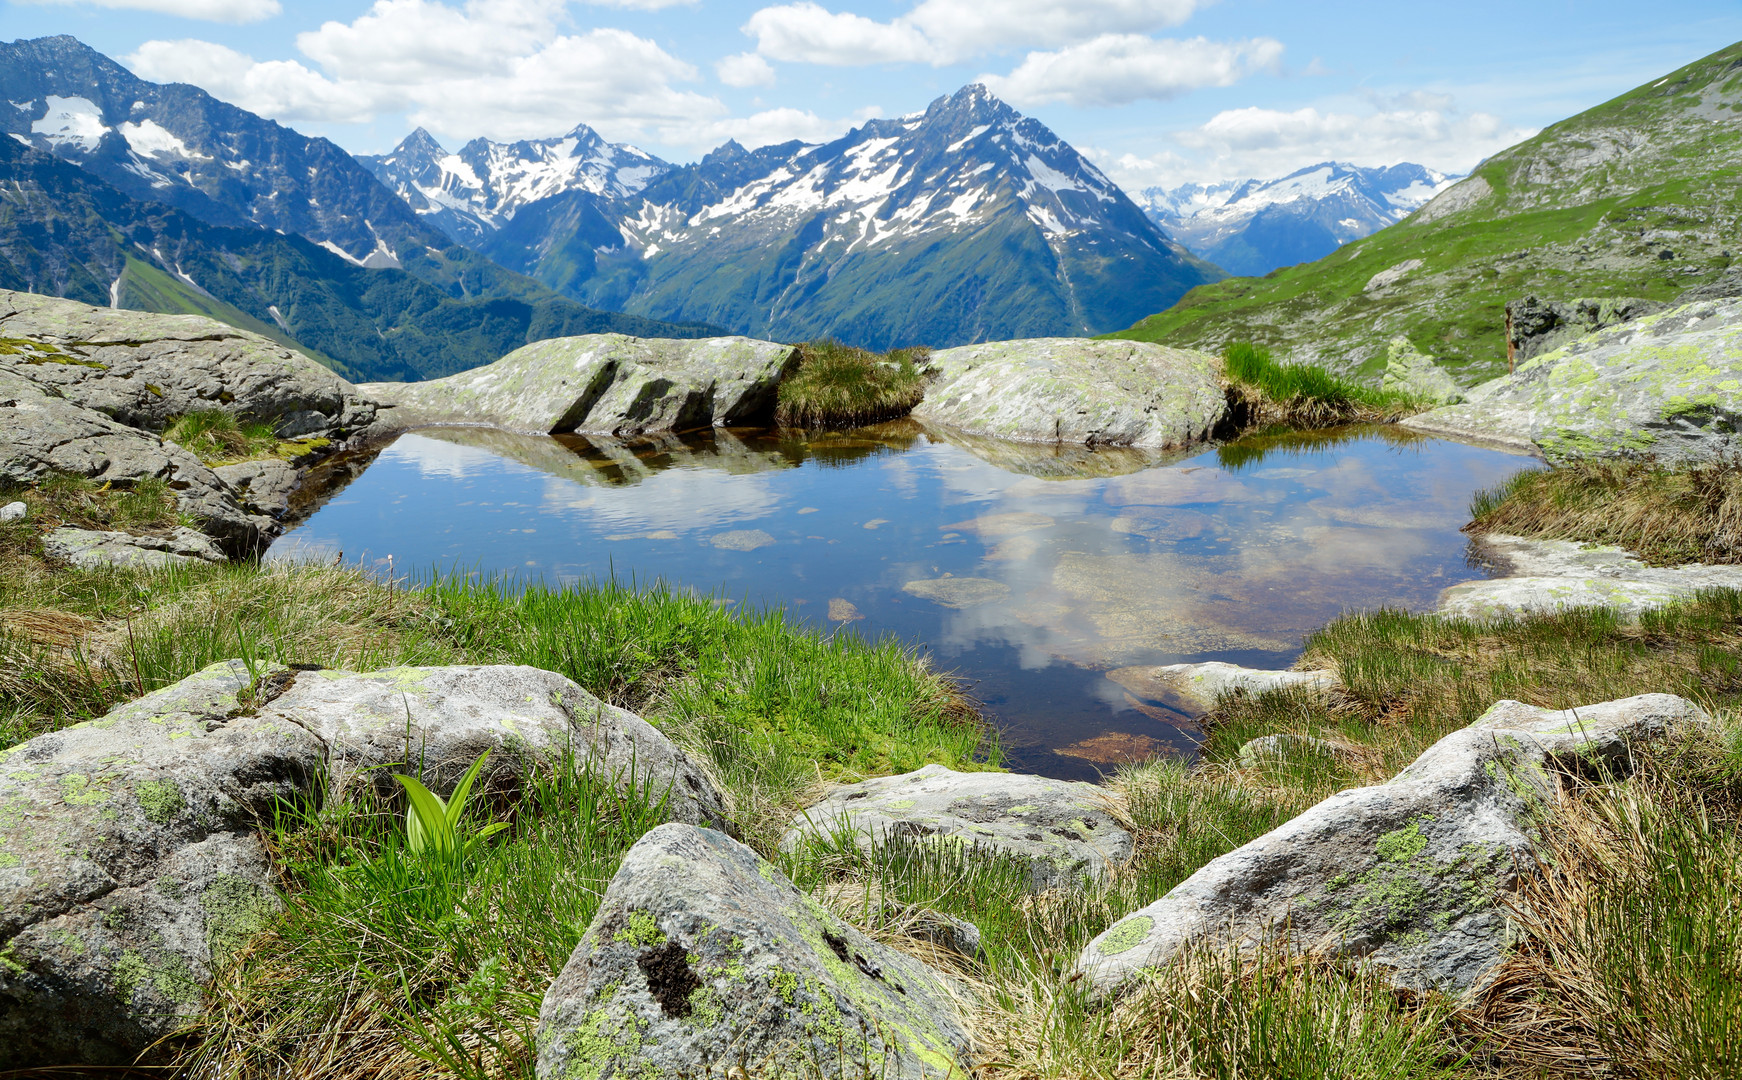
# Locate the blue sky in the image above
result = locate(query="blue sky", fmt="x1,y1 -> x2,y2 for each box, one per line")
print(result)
5,0 -> 1739,191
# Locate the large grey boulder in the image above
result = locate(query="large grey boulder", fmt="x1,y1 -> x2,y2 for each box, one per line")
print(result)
0,661 -> 728,1067
361,334 -> 798,436
1403,297 -> 1742,463
536,822 -> 972,1080
1107,662 -> 1336,713
0,369 -> 259,548
1382,337 -> 1464,404
1504,295 -> 1666,363
43,526 -> 227,569
0,290 -> 382,444
1075,693 -> 1704,999
911,339 -> 1227,449
264,664 -> 729,828
0,661 -> 321,1067
782,764 -> 1131,890
1440,534 -> 1742,620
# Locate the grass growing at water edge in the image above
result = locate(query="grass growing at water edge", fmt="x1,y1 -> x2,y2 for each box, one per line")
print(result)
1221,341 -> 1421,427
776,340 -> 931,428
1469,458 -> 1742,566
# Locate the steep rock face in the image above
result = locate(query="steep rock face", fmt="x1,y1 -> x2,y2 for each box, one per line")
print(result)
483,85 -> 1221,350
1504,295 -> 1668,362
911,338 -> 1226,447
536,822 -> 972,1080
1076,693 -> 1705,998
782,764 -> 1133,891
360,125 -> 671,247
1402,297 -> 1742,464
1139,162 -> 1456,277
0,661 -> 727,1068
1119,41 -> 1742,382
362,334 -> 798,436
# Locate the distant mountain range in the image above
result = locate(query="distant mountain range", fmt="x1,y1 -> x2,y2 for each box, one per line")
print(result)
0,35 -> 714,381
359,126 -> 670,248
1137,163 -> 1457,277
1117,39 -> 1742,382
457,85 -> 1223,350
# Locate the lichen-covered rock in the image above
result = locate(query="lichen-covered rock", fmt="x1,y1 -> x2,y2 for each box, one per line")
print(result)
213,458 -> 302,521
1075,693 -> 1705,998
42,526 -> 228,569
264,664 -> 729,829
1107,662 -> 1335,712
782,764 -> 1131,890
1440,534 -> 1742,620
0,661 -> 728,1067
1403,297 -> 1742,464
536,823 -> 973,1080
0,660 -> 321,1067
0,290 -> 382,444
1382,337 -> 1464,404
1504,295 -> 1667,363
361,334 -> 798,436
911,339 -> 1227,448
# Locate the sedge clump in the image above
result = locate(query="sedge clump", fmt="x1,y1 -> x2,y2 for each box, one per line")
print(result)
775,339 -> 930,428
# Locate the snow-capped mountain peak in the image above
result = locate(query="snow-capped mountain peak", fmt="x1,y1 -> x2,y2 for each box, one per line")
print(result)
360,124 -> 672,247
1138,161 -> 1459,276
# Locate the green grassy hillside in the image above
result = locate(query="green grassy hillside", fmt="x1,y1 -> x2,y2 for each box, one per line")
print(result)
1114,41 -> 1742,384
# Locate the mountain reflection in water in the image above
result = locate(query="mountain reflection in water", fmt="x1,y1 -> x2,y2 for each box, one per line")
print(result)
269,421 -> 1528,780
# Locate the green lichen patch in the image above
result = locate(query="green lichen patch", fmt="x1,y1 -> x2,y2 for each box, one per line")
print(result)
613,909 -> 668,948
1376,818 -> 1431,863
135,779 -> 185,825
201,875 -> 278,965
1099,915 -> 1155,956
59,773 -> 111,806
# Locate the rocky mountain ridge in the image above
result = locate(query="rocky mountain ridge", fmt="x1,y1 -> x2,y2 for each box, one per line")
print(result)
1138,162 -> 1456,276
478,84 -> 1222,350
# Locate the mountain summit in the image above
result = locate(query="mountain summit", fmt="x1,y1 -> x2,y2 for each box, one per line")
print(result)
478,84 -> 1223,349
1140,162 -> 1457,277
360,125 -> 671,247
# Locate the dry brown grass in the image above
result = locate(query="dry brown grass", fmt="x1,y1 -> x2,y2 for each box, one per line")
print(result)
1469,458 -> 1742,566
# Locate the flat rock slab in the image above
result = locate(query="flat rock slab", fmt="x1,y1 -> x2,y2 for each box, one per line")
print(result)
783,764 -> 1132,890
1075,693 -> 1705,998
362,334 -> 797,436
901,577 -> 1010,608
1403,297 -> 1742,464
537,822 -> 972,1080
1441,534 -> 1742,620
43,526 -> 227,569
0,661 -> 727,1068
912,339 -> 1227,449
0,289 -> 382,443
1108,662 -> 1336,712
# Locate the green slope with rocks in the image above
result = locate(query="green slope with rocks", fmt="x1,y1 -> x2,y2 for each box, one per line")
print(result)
1113,40 -> 1742,384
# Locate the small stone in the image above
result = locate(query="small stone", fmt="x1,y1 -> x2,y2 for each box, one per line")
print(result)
0,500 -> 25,522
1236,733 -> 1338,766
710,529 -> 776,551
900,576 -> 1010,608
783,764 -> 1133,890
827,598 -> 863,621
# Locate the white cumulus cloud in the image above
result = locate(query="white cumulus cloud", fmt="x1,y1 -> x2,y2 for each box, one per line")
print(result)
126,39 -> 380,122
984,34 -> 1284,107
15,0 -> 280,22
1178,102 -> 1535,178
742,0 -> 1206,67
716,52 -> 777,88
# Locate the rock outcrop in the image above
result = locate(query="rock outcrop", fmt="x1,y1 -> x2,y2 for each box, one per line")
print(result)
1504,295 -> 1666,363
911,339 -> 1227,448
42,526 -> 228,569
1381,337 -> 1464,404
361,334 -> 799,436
1403,298 -> 1742,464
782,764 -> 1131,890
1439,534 -> 1742,620
1107,662 -> 1336,712
0,290 -> 388,551
0,661 -> 726,1068
1075,693 -> 1704,999
536,822 -> 973,1080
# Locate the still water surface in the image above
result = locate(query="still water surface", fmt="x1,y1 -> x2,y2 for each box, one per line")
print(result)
271,422 -> 1528,780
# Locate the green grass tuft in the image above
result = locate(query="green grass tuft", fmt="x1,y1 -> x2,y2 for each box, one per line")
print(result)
162,410 -> 285,465
1221,342 -> 1420,428
775,340 -> 930,428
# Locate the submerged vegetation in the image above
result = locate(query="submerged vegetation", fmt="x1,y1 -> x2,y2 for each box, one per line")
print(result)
1469,458 -> 1742,566
776,339 -> 931,428
1220,341 -> 1420,427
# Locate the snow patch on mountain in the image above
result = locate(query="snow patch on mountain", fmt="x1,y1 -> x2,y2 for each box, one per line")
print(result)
31,95 -> 108,153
